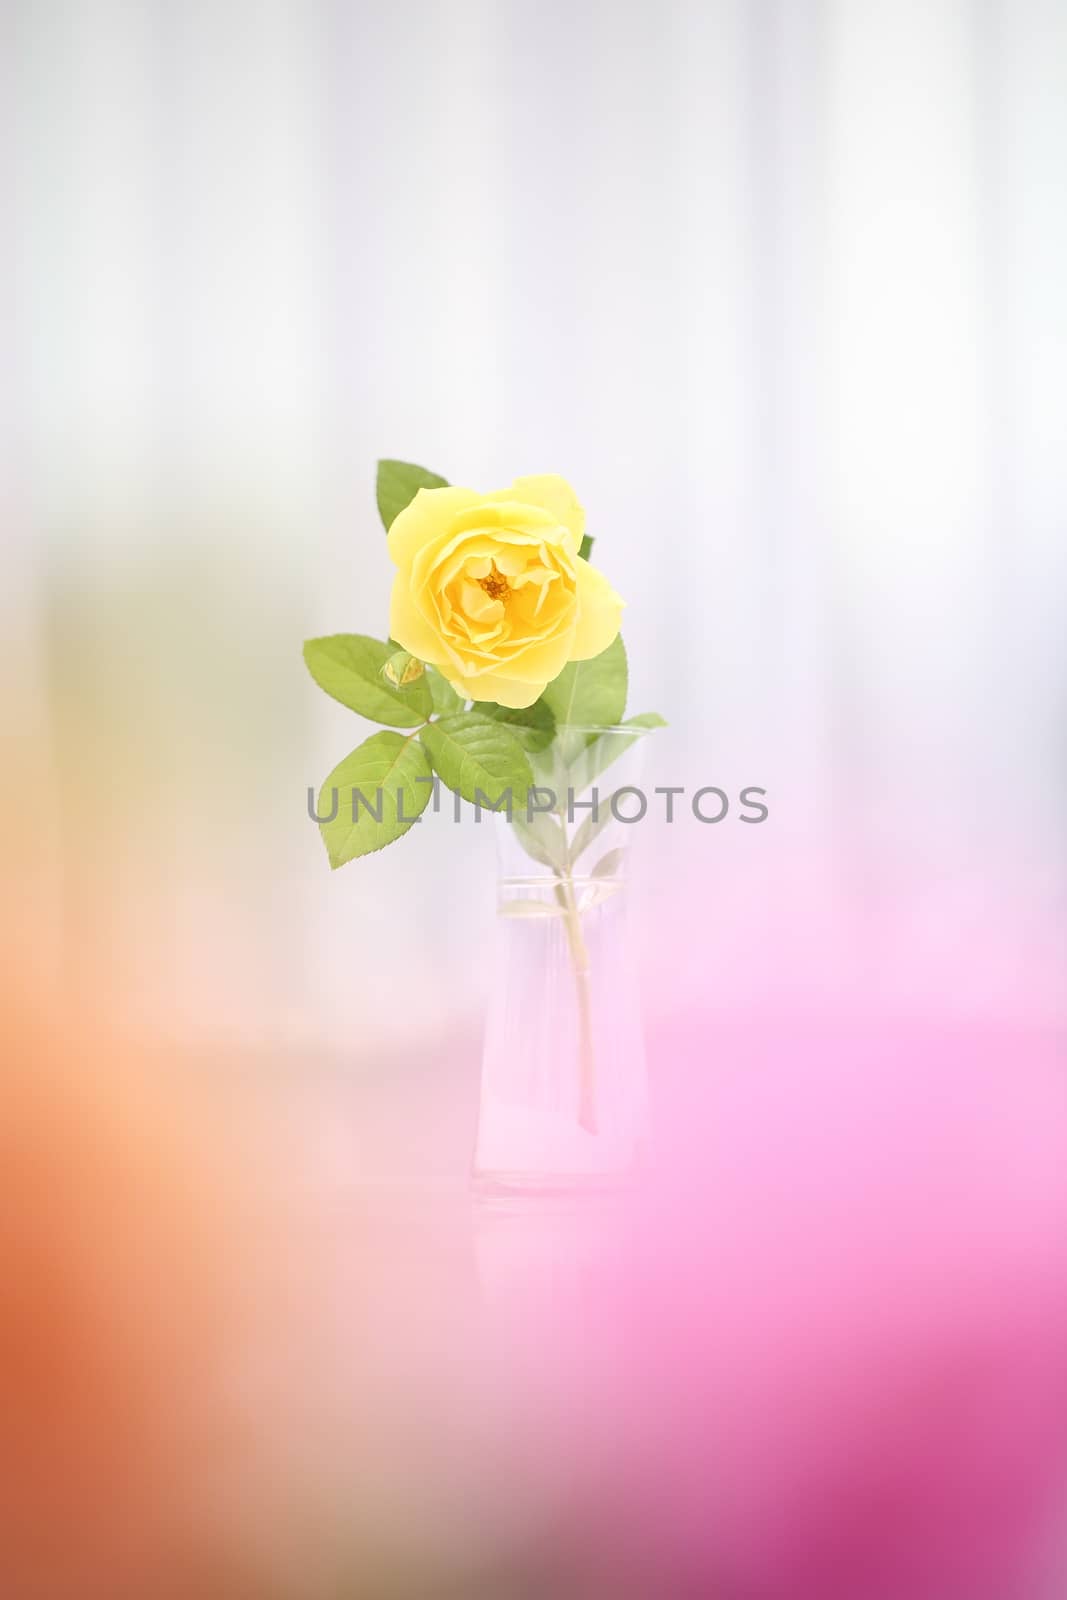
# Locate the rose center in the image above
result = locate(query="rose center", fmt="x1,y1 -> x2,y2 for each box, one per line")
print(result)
478,569 -> 510,602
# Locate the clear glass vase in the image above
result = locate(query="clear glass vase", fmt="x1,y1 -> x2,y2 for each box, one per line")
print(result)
472,724 -> 655,1196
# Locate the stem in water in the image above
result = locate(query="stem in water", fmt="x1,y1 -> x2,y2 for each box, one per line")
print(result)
558,870 -> 597,1134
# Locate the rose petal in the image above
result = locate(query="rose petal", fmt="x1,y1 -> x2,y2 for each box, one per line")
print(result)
505,474 -> 585,554
386,486 -> 482,566
571,559 -> 624,659
389,575 -> 448,665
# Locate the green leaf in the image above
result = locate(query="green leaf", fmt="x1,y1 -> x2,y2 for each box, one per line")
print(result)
303,634 -> 432,727
427,667 -> 464,715
559,710 -> 666,795
482,698 -> 556,752
540,634 -> 628,727
316,731 -> 433,868
510,808 -> 569,872
578,534 -> 595,561
420,713 -> 533,810
376,459 -> 449,531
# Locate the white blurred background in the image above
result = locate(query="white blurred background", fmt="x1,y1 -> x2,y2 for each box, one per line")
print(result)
4,0 -> 1066,1071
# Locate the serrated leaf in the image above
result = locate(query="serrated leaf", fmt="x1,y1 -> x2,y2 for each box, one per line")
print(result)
591,846 -> 625,878
304,634 -> 432,727
376,459 -> 449,531
569,791 -> 620,863
510,808 -> 569,872
420,713 -> 532,810
540,634 -> 628,727
317,731 -> 432,868
482,698 -> 556,752
565,710 -> 666,793
426,667 -> 464,715
577,879 -> 622,913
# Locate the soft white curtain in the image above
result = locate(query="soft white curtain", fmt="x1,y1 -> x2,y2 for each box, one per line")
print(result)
5,0 -> 1065,1048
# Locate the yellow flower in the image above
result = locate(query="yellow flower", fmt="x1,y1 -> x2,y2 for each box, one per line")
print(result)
387,475 -> 623,709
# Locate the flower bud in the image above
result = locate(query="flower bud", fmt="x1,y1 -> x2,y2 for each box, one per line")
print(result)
382,649 -> 425,688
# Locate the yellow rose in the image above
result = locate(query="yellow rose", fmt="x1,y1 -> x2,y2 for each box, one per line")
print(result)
387,474 -> 623,710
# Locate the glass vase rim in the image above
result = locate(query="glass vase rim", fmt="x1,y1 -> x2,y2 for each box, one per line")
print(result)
544,721 -> 660,737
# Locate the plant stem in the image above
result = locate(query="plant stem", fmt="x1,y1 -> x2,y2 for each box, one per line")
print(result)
558,868 -> 598,1135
